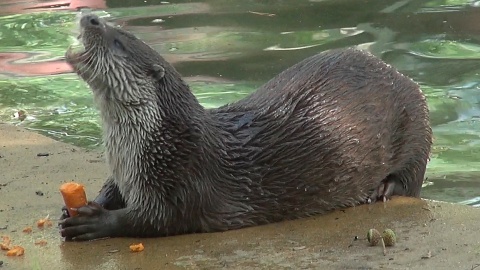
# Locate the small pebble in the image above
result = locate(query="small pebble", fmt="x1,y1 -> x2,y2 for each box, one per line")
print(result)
35,191 -> 44,196
421,250 -> 432,259
37,153 -> 49,157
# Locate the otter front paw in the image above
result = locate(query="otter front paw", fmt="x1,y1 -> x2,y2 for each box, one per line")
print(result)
59,202 -> 117,241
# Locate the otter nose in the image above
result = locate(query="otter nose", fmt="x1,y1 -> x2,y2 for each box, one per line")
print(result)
81,14 -> 102,28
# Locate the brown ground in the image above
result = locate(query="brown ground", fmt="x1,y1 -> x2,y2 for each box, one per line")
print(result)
0,122 -> 479,270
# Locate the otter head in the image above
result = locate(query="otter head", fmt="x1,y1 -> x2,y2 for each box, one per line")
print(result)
66,14 -> 168,104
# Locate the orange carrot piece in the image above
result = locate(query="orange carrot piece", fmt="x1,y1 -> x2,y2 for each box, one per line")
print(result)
0,243 -> 9,250
129,243 -> 144,252
37,216 -> 52,228
6,246 -> 24,256
60,182 -> 87,217
34,240 -> 48,246
1,236 -> 11,250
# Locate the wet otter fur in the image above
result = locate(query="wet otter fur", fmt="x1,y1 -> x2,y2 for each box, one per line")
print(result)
60,14 -> 432,241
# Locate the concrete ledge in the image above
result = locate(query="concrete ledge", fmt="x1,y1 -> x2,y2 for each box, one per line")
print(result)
0,123 -> 478,270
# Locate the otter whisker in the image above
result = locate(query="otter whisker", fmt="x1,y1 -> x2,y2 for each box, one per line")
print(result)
83,49 -> 106,86
73,46 -> 98,78
87,59 -> 104,85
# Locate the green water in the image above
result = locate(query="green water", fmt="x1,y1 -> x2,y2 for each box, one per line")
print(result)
0,0 -> 479,204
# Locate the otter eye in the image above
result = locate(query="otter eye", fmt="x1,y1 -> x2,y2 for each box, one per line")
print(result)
113,39 -> 125,51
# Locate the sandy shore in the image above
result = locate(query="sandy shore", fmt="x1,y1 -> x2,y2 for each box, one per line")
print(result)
0,122 -> 479,270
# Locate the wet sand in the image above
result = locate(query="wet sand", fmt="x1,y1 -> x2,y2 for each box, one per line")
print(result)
0,122 -> 479,270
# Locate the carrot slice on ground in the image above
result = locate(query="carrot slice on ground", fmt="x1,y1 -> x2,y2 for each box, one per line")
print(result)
59,182 -> 87,217
6,246 -> 24,256
34,240 -> 48,246
37,215 -> 53,228
0,243 -> 9,250
129,243 -> 145,252
1,236 -> 11,250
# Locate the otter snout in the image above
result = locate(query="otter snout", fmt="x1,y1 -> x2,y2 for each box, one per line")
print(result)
80,14 -> 105,29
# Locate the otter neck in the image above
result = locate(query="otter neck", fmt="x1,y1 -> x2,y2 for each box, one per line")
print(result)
95,71 -> 245,215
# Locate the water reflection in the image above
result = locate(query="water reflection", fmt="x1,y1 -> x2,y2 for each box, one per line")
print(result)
0,0 -> 106,15
0,0 -> 479,204
0,52 -> 71,76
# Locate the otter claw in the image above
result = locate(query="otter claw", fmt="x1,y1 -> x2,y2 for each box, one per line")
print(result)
368,178 -> 398,204
59,205 -> 70,220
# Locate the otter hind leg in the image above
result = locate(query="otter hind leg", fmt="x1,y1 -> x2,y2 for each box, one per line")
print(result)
368,160 -> 427,203
367,174 -> 404,203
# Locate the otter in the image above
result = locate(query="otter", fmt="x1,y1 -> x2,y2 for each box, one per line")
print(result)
60,14 -> 432,241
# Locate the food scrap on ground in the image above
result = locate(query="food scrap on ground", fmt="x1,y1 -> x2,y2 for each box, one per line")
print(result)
422,250 -> 433,259
129,243 -> 145,252
6,246 -> 24,256
59,182 -> 87,217
383,229 -> 396,246
366,228 -> 397,256
1,216 -> 54,258
34,240 -> 47,247
367,228 -> 382,246
37,215 -> 53,228
0,236 -> 10,250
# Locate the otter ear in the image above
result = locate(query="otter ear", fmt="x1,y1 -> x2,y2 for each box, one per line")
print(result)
151,64 -> 165,80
